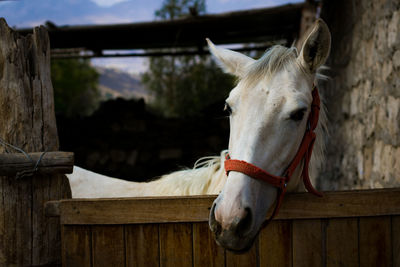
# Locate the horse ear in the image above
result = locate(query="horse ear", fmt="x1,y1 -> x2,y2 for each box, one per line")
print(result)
298,19 -> 331,73
207,38 -> 254,77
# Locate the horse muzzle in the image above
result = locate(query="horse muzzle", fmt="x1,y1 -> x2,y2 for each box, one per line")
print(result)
209,199 -> 257,253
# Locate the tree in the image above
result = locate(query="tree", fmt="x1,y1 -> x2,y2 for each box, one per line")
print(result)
142,0 -> 234,117
51,58 -> 100,117
155,0 -> 206,20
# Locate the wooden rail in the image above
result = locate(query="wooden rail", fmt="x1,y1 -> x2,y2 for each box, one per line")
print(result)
47,188 -> 400,224
0,152 -> 74,176
53,188 -> 400,266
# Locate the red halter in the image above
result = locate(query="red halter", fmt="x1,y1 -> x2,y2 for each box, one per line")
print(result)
224,86 -> 322,225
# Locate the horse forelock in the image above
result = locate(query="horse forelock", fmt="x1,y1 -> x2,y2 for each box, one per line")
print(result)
241,45 -> 298,88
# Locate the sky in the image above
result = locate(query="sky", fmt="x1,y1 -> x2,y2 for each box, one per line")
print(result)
0,0 -> 303,74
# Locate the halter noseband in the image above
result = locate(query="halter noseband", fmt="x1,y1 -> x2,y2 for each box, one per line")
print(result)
224,86 -> 322,225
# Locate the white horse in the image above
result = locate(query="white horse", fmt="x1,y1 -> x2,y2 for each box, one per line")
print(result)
66,19 -> 330,252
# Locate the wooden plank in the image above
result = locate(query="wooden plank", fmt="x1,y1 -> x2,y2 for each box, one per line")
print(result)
30,25 -> 72,266
125,224 -> 159,267
259,220 -> 292,267
0,176 -> 32,266
292,219 -> 322,267
57,189 -> 400,224
192,222 -> 225,267
92,225 -> 125,267
225,238 -> 258,267
359,216 -> 392,267
393,216 -> 400,267
326,218 -> 358,267
0,151 -> 74,176
159,223 -> 193,267
32,174 -> 57,265
61,225 -> 92,267
277,188 -> 400,219
60,196 -> 215,224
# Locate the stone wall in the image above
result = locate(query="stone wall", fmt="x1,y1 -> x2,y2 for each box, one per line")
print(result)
319,0 -> 400,190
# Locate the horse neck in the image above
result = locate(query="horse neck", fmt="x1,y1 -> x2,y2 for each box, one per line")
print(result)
206,165 -> 227,194
143,155 -> 227,196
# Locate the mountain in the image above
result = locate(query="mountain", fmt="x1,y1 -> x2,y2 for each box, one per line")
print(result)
96,67 -> 152,102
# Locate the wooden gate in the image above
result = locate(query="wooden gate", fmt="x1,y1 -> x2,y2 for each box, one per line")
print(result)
47,188 -> 400,266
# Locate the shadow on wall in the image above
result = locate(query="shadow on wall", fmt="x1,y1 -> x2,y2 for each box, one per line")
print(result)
320,0 -> 400,190
57,98 -> 229,182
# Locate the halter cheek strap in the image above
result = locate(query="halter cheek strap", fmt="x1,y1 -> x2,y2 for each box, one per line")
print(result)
224,87 -> 322,225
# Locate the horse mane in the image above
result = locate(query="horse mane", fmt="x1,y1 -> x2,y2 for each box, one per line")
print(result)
152,150 -> 227,195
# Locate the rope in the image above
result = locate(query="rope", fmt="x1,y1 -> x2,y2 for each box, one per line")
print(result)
0,137 -> 46,179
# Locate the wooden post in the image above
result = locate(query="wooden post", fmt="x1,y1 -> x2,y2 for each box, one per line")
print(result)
0,18 -> 71,266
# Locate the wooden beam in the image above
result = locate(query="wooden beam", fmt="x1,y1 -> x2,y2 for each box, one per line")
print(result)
17,3 -> 303,51
50,43 -> 280,59
46,188 -> 400,225
0,152 -> 74,176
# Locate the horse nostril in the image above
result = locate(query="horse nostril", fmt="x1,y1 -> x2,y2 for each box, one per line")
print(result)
235,207 -> 253,236
209,202 -> 222,236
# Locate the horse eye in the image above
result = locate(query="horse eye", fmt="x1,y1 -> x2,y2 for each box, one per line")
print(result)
224,102 -> 232,115
290,108 -> 306,121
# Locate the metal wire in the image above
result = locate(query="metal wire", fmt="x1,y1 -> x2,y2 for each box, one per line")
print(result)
0,137 -> 46,178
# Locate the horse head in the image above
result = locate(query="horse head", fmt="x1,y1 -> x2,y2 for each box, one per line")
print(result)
208,19 -> 331,252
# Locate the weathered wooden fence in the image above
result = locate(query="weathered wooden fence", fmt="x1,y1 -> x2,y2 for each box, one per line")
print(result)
0,18 -> 71,266
46,188 -> 400,267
